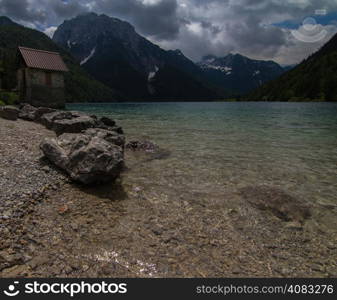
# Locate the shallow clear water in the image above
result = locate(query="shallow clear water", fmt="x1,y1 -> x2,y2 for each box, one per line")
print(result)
68,102 -> 337,206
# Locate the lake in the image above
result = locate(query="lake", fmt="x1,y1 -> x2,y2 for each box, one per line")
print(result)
63,102 -> 337,276
68,102 -> 337,208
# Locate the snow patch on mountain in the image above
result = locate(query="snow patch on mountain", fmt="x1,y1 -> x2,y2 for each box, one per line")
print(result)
201,64 -> 232,75
80,47 -> 96,65
148,66 -> 159,81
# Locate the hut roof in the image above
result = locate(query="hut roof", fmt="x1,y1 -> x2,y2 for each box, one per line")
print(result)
18,47 -> 69,72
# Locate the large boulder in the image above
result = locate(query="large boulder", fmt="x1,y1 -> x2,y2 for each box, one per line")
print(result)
40,130 -> 124,184
0,106 -> 20,121
19,104 -> 56,122
40,111 -> 96,135
85,128 -> 125,149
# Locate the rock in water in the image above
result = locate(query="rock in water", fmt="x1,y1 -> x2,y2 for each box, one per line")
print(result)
126,140 -> 159,152
85,128 -> 125,149
240,186 -> 311,223
126,140 -> 170,162
40,111 -> 96,135
0,106 -> 20,121
99,116 -> 116,127
40,131 -> 124,184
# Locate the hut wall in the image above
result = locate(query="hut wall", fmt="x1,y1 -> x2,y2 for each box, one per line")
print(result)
18,68 -> 65,109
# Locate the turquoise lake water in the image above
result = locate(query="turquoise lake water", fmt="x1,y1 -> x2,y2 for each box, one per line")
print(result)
68,102 -> 337,207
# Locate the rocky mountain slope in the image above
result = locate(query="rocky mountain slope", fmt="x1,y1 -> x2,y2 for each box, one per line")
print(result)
198,53 -> 285,95
53,13 -> 220,101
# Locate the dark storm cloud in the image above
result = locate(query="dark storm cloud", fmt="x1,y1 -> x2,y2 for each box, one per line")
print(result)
0,0 -> 337,64
224,14 -> 287,58
0,0 -> 181,40
51,1 -> 87,19
92,0 -> 181,40
0,0 -> 89,26
0,0 -> 47,23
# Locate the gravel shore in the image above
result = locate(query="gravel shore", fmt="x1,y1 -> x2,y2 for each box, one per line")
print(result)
0,118 -> 67,276
0,117 -> 337,278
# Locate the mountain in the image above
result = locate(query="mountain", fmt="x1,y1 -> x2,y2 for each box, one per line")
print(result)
198,53 -> 285,95
282,64 -> 297,72
53,13 -> 220,101
248,33 -> 337,101
0,16 -> 120,102
0,16 -> 16,26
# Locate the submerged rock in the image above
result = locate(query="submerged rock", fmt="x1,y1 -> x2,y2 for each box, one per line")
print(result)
0,106 -> 20,121
126,139 -> 171,162
99,116 -> 116,127
40,131 -> 124,184
126,140 -> 159,152
239,186 -> 311,223
96,118 -> 124,135
40,111 -> 96,135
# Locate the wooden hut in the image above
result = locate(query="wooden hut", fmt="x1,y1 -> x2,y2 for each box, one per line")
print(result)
17,47 -> 68,108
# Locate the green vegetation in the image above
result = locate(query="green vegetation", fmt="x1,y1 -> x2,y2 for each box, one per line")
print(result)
247,33 -> 337,102
0,17 -> 120,103
0,90 -> 19,105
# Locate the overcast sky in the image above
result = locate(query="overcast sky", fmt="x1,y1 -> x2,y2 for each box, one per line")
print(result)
1,0 -> 337,65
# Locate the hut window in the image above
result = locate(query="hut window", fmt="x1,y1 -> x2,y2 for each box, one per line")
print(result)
45,73 -> 52,86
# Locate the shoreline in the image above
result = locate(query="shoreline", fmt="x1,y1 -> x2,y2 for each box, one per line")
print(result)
0,112 -> 337,278
66,100 -> 337,105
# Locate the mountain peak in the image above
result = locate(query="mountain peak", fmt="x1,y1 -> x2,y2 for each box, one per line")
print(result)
76,12 -> 98,18
53,13 -> 137,52
0,16 -> 17,26
198,52 -> 285,95
201,55 -> 217,63
71,12 -> 131,27
52,13 -> 218,100
172,49 -> 184,56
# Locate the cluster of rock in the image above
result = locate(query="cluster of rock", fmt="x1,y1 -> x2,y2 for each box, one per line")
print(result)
0,104 -> 125,184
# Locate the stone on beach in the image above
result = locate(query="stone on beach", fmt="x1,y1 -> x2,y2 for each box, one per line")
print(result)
85,128 -> 125,149
40,110 -> 96,135
40,130 -> 124,184
0,106 -> 20,121
19,104 -> 56,122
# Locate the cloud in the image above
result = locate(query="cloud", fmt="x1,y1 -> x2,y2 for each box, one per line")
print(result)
156,0 -> 337,63
0,0 -> 337,64
92,0 -> 182,40
275,24 -> 337,65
